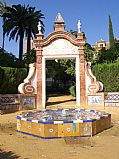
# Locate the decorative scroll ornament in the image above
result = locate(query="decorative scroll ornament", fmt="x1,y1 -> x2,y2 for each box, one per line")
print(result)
18,63 -> 36,94
23,83 -> 35,94
86,62 -> 103,94
88,82 -> 100,94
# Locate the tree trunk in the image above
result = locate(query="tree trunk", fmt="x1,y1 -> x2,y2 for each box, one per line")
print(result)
27,28 -> 31,55
2,18 -> 5,50
19,31 -> 24,61
2,31 -> 5,49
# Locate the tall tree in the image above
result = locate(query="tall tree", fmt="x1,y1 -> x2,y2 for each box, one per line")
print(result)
108,15 -> 114,44
2,4 -> 45,60
2,4 -> 29,60
0,1 -> 7,49
25,6 -> 44,54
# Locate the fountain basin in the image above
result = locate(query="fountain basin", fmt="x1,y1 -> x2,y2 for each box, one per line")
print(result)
17,108 -> 111,139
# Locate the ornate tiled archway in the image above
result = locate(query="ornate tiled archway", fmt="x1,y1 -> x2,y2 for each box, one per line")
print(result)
18,13 -> 103,109
34,13 -> 86,109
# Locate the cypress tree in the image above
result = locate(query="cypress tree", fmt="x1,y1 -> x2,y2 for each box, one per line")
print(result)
108,15 -> 114,44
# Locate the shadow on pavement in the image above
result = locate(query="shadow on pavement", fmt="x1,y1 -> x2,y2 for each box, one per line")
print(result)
0,149 -> 28,159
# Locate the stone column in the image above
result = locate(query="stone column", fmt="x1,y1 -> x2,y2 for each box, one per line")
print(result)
34,34 -> 44,109
78,47 -> 86,107
76,55 -> 80,106
42,57 -> 46,108
77,32 -> 86,107
36,46 -> 43,109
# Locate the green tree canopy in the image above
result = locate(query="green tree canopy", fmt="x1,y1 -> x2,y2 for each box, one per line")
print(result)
2,4 -> 29,60
2,4 -> 45,60
0,47 -> 24,67
84,43 -> 96,63
25,6 -> 45,54
24,48 -> 36,67
97,43 -> 119,63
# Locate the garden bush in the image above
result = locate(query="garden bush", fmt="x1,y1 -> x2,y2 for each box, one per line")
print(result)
92,62 -> 119,92
69,85 -> 76,97
0,67 -> 27,94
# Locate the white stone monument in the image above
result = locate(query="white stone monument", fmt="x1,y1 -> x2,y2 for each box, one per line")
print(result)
38,21 -> 42,34
77,20 -> 81,33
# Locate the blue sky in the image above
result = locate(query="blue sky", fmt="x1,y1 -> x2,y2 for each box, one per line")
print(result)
0,0 -> 119,57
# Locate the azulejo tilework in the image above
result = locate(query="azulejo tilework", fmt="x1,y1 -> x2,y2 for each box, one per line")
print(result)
0,97 -> 15,103
105,94 -> 119,101
16,108 -> 111,139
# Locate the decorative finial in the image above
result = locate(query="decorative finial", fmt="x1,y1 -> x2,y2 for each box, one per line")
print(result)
38,21 -> 42,34
77,20 -> 81,33
55,12 -> 65,24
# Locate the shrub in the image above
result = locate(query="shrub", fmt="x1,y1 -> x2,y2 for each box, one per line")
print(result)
0,67 -> 4,86
92,62 -> 119,92
69,85 -> 76,97
0,67 -> 27,94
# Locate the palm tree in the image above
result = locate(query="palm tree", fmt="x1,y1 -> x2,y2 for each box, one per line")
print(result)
25,6 -> 45,54
0,1 -> 7,49
2,4 -> 45,60
2,4 -> 28,60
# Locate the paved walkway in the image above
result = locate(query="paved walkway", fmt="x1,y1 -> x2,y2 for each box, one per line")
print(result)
46,94 -> 76,109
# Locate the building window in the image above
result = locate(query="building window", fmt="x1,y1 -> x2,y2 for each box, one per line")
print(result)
100,44 -> 104,47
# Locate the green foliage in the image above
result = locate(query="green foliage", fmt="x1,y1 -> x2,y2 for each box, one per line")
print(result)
0,67 -> 27,94
47,60 -> 69,80
46,59 -> 75,94
24,48 -> 36,67
0,47 -> 25,68
60,59 -> 75,76
46,60 -> 60,79
84,43 -> 96,63
69,85 -> 76,97
2,4 -> 27,60
92,62 -> 119,92
0,2 -> 6,15
0,66 -> 4,86
2,4 -> 44,60
97,43 -> 119,63
0,47 -> 16,66
25,6 -> 45,54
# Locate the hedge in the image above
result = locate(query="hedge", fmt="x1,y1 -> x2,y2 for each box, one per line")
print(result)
1,62 -> 119,94
92,62 -> 119,92
0,67 -> 27,94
